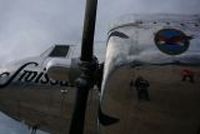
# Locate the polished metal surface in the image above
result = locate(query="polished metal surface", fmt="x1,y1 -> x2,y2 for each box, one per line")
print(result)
0,44 -> 102,133
0,84 -> 99,133
100,14 -> 200,134
100,65 -> 200,134
0,14 -> 199,134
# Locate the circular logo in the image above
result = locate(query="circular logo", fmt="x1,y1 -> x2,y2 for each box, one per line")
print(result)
154,29 -> 192,55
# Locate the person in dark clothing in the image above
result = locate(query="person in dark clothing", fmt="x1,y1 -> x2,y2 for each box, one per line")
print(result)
31,124 -> 39,134
134,76 -> 150,101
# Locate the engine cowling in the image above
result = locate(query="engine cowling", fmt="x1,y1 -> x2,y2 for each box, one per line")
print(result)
46,58 -> 81,86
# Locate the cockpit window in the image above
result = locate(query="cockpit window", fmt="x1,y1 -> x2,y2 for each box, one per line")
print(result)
49,45 -> 70,57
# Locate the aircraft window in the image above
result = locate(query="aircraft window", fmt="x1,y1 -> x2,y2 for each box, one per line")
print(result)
166,22 -> 170,25
49,45 -> 70,57
153,22 -> 157,24
195,24 -> 199,27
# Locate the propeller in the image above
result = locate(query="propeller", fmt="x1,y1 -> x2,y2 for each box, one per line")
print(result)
69,0 -> 98,134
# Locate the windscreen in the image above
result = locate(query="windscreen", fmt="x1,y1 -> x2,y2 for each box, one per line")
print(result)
49,45 -> 70,57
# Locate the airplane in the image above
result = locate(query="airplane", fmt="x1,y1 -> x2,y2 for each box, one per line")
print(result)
0,0 -> 200,131
0,8 -> 200,134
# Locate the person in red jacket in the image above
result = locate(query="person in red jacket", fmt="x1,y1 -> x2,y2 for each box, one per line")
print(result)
181,69 -> 194,83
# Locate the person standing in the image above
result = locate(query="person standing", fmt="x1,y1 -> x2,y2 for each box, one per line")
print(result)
134,76 -> 150,101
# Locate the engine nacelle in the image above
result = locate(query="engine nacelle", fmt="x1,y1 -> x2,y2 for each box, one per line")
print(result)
99,14 -> 200,134
46,58 -> 81,86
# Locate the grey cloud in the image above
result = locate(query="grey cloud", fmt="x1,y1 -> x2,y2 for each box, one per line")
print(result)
0,0 -> 199,64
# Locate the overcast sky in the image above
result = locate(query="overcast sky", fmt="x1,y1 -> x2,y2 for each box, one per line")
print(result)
0,0 -> 199,64
0,0 -> 199,133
